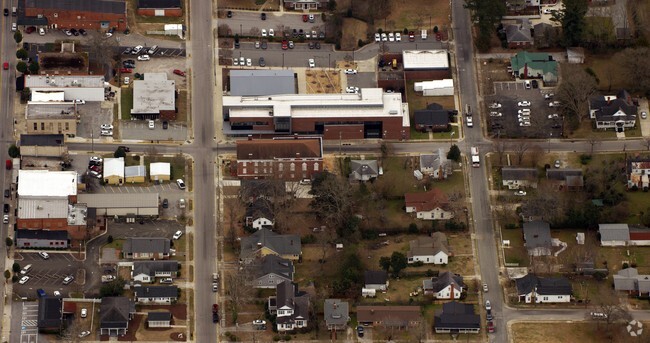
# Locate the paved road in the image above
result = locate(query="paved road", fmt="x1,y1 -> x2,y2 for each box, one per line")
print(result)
188,0 -> 218,341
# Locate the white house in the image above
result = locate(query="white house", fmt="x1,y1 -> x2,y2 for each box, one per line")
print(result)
598,223 -> 630,247
245,198 -> 275,230
131,261 -> 179,283
407,232 -> 450,265
423,272 -> 464,300
404,189 -> 453,220
133,286 -> 178,304
268,281 -> 310,332
515,274 -> 572,303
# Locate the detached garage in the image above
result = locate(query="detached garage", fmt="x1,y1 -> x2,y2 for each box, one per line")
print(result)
137,0 -> 182,17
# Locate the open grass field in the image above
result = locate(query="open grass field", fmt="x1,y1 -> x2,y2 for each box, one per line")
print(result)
120,88 -> 133,120
384,0 -> 450,32
584,54 -> 629,93
341,17 -> 370,50
512,322 -> 644,343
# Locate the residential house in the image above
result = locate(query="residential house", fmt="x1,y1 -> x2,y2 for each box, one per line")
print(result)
245,198 -> 275,230
349,160 -> 379,182
626,158 -> 650,190
501,167 -> 538,189
357,306 -> 422,328
589,90 -> 637,131
123,238 -> 171,260
420,148 -> 451,180
413,104 -> 451,132
533,23 -> 559,48
134,286 -> 179,304
613,268 -> 650,297
598,223 -> 629,246
515,274 -> 572,303
433,301 -> 480,334
283,0 -> 328,10
423,271 -> 465,299
38,297 -> 63,333
147,312 -> 172,328
364,270 -> 389,291
566,47 -> 585,64
19,134 -> 67,157
18,0 -> 127,31
131,73 -> 177,120
149,162 -> 171,182
509,51 -> 558,84
125,166 -> 146,184
546,169 -> 584,191
268,281 -> 310,332
324,299 -> 349,331
16,229 -> 69,249
239,228 -> 301,263
523,221 -> 552,256
103,158 -> 125,185
407,232 -> 450,265
25,102 -> 77,136
250,255 -> 294,289
505,20 -> 534,49
404,189 -> 453,220
131,261 -> 179,283
236,137 -> 324,181
137,0 -> 182,17
100,297 -> 135,336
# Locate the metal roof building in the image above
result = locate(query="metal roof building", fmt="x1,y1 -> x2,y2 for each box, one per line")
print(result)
77,193 -> 159,217
132,73 -> 175,116
230,70 -> 296,96
402,50 -> 450,70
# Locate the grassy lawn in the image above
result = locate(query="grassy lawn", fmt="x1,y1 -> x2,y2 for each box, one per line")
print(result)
144,155 -> 187,182
176,90 -> 188,122
120,88 -> 133,120
432,171 -> 465,196
103,239 -> 125,250
569,121 -> 616,139
585,53 -> 629,93
501,228 -> 528,266
384,0 -> 451,31
430,125 -> 459,140
410,126 -> 430,140
359,276 -> 424,304
512,322 -> 638,343
405,79 -> 456,140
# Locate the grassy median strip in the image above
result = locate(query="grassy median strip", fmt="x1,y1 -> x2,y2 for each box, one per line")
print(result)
120,88 -> 133,120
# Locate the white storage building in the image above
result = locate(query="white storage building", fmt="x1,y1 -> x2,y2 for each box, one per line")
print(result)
149,162 -> 171,182
402,50 -> 450,70
414,79 -> 454,96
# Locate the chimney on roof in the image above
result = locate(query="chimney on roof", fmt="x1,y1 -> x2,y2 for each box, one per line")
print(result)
257,242 -> 262,247
370,309 -> 374,313
248,135 -> 253,141
333,302 -> 338,309
296,153 -> 300,158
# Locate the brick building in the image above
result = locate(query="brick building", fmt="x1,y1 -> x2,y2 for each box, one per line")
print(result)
19,0 -> 127,30
137,0 -> 182,17
223,88 -> 410,140
236,137 -> 323,181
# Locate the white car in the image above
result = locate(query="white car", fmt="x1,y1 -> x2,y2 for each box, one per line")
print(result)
483,284 -> 488,292
253,319 -> 267,326
388,32 -> 394,41
519,121 -> 531,127
547,113 -> 559,119
395,32 -> 401,41
20,264 -> 32,275
381,33 -> 387,41
549,101 -> 561,107
344,69 -> 357,75
489,112 -> 502,117
53,291 -> 61,297
374,33 -> 381,42
100,124 -> 113,130
74,99 -> 85,105
147,45 -> 158,54
489,102 -> 502,109
643,111 -> 648,119
518,109 -> 531,114
543,9 -> 553,14
81,308 -> 88,318
173,230 -> 183,240
2,215 -> 8,224
131,46 -> 143,54
18,276 -> 30,284
148,120 -> 155,129
39,251 -> 50,259
524,80 -> 531,89
246,58 -> 252,67
100,130 -> 113,136
78,331 -> 90,338
239,56 -> 245,65
105,32 -> 113,38
64,29 -> 72,36
466,116 -> 473,127
137,55 -> 150,61
345,86 -> 360,94
268,29 -> 274,37
514,190 -> 527,196
124,77 -> 130,85
176,179 -> 186,190
544,93 -> 554,99
518,101 -> 531,107
233,59 -> 239,66
308,59 -> 315,68
39,28 -> 45,36
261,29 -> 267,37
90,156 -> 103,163
485,300 -> 492,311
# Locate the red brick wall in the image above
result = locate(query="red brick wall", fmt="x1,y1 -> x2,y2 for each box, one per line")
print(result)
137,8 -> 183,17
323,125 -> 365,140
404,69 -> 451,80
25,9 -> 126,30
16,219 -> 88,240
237,159 -> 323,180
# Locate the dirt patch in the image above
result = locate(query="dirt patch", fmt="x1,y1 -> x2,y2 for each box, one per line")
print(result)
218,0 -> 280,11
512,322 -> 637,343
584,54 -> 630,93
384,0 -> 451,32
341,18 -> 370,50
170,332 -> 187,341
305,70 -> 342,94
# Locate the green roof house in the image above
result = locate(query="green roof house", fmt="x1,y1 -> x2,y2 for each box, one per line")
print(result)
510,51 -> 558,84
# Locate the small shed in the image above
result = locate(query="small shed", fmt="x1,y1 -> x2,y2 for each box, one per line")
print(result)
150,162 -> 171,182
125,166 -> 147,184
147,312 -> 172,328
567,47 -> 585,64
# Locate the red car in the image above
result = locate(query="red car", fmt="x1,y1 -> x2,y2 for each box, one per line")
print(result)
408,31 -> 415,42
281,40 -> 288,50
89,165 -> 102,173
487,321 -> 495,333
25,26 -> 36,34
302,14 -> 308,22
2,62 -> 8,70
119,68 -> 132,73
212,304 -> 219,314
173,69 -> 185,76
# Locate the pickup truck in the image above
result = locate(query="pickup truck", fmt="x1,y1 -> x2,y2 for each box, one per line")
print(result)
101,275 -> 115,283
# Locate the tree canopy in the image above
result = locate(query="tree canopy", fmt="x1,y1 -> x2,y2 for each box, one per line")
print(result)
464,0 -> 506,52
552,0 -> 589,47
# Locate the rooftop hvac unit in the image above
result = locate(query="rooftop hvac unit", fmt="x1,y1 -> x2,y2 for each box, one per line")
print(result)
389,110 -> 398,115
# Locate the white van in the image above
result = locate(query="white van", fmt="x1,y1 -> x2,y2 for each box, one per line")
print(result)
20,264 -> 32,275
179,198 -> 186,208
421,29 -> 427,40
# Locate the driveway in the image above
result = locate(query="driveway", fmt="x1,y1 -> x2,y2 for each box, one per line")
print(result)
218,11 -> 324,38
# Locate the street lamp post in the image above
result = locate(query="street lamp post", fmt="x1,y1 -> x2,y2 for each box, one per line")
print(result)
240,24 -> 242,36
450,131 -> 455,146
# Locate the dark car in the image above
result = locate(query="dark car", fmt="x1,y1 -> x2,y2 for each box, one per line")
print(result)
3,204 -> 9,213
124,28 -> 130,35
70,28 -> 79,36
258,57 -> 265,67
261,12 -> 266,20
357,326 -> 364,337
212,313 -> 219,323
108,27 -> 115,34
260,40 -> 267,49
79,28 -> 87,36
123,47 -> 132,54
227,10 -> 232,18
319,32 -> 325,39
292,29 -> 298,37
315,42 -> 321,49
123,59 -> 136,65
531,80 -> 539,89
25,26 -> 35,34
118,145 -> 130,152
162,199 -> 169,208
4,190 -> 9,198
162,121 -> 168,129
298,29 -> 304,36
308,41 -> 314,49
3,9 -> 8,16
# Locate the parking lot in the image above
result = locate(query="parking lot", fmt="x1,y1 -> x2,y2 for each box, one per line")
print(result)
486,81 -> 563,138
346,72 -> 377,90
12,252 -> 85,298
120,120 -> 188,141
16,302 -> 39,343
76,102 -> 114,139
118,55 -> 188,89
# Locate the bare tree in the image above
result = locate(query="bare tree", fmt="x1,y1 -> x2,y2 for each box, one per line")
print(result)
642,137 -> 650,151
59,320 -> 85,343
87,33 -> 118,70
310,172 -> 354,230
493,140 -> 507,166
249,27 -> 261,37
226,269 -> 254,323
593,303 -> 632,327
615,48 -> 650,96
513,142 -> 530,165
556,64 -> 598,125
527,145 -> 545,168
217,24 -> 230,37
586,138 -> 600,155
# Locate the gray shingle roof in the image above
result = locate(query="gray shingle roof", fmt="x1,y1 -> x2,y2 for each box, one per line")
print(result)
132,261 -> 179,277
589,90 -> 637,121
125,165 -> 146,178
275,281 -> 309,324
147,311 -> 172,322
349,160 -> 379,181
134,286 -> 178,299
420,148 -> 447,171
230,70 -> 296,96
257,255 -> 293,279
408,232 -> 449,259
546,169 -> 583,181
124,238 -> 170,255
523,221 -> 552,249
506,21 -> 533,43
434,301 -> 480,330
239,228 -> 301,260
100,297 -> 134,329
324,299 -> 349,327
364,270 -> 388,285
425,271 -> 464,293
599,224 -> 630,242
515,274 -> 572,295
501,167 -> 538,181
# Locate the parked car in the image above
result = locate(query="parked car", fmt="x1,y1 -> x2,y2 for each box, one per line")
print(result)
344,69 -> 358,75
176,179 -> 186,190
487,320 -> 495,333
212,304 -> 219,314
3,204 -> 8,213
544,93 -> 554,99
39,28 -> 45,36
131,46 -> 143,55
409,31 -> 415,41
162,199 -> 169,208
148,120 -> 155,129
78,331 -> 90,338
162,121 -> 168,129
2,214 -> 8,224
346,86 -> 360,94
485,300 -> 491,311
549,101 -> 561,107
173,230 -> 183,240
395,32 -> 401,41
554,160 -> 561,168
375,33 -> 381,42
39,252 -> 50,260
531,80 -> 539,88
302,14 -> 308,22
308,14 -> 315,22
147,45 -> 158,55
36,289 -> 46,297
357,326 -> 364,337
281,40 -> 288,50
63,275 -> 75,285
524,80 -> 531,89
90,156 -> 103,163
261,40 -> 267,49
258,57 -> 266,67
514,190 -> 526,196
70,28 -> 78,36
483,283 -> 488,292
124,77 -> 130,85
100,130 -> 113,136
4,189 -> 9,198
53,291 -> 61,297
227,10 -> 232,18
160,278 -> 173,284
119,68 -> 132,73
288,41 -> 294,49
314,42 -> 321,49
25,26 -> 36,34
642,111 -> 648,119
518,101 -> 531,107
308,59 -> 315,68
489,102 -> 502,109
137,55 -> 150,61
260,12 -> 266,20
79,28 -> 87,36
19,276 -> 30,284
3,8 -> 7,16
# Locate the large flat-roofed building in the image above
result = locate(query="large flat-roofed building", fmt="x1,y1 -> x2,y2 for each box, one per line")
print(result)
77,193 -> 159,217
19,0 -> 127,31
131,73 -> 176,120
25,102 -> 77,135
237,137 -> 323,180
224,88 -> 410,140
230,70 -> 296,96
25,75 -> 105,102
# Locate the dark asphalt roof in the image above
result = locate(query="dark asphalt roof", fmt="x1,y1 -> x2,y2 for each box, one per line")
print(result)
147,311 -> 172,321
134,285 -> 178,299
515,274 -> 572,295
20,134 -> 65,146
138,0 -> 182,9
364,270 -> 388,285
38,297 -> 62,329
100,297 -> 133,329
414,109 -> 450,126
522,221 -> 552,249
25,0 -> 126,14
124,237 -> 170,254
434,301 -> 480,329
132,261 -> 179,277
16,229 -> 69,241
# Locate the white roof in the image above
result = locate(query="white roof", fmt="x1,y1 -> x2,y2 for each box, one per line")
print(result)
402,50 -> 450,70
224,88 -> 409,127
17,170 -> 78,197
18,198 -> 69,219
132,74 -> 176,114
103,158 -> 125,178
31,91 -> 65,102
414,79 -> 454,91
125,165 -> 146,178
25,75 -> 105,88
150,162 -> 171,176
